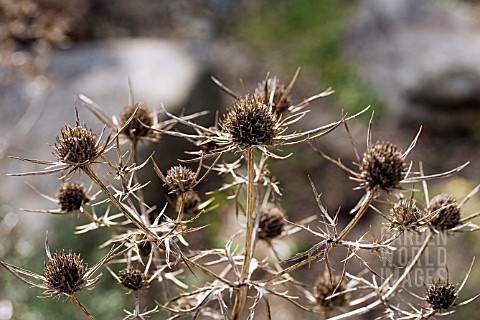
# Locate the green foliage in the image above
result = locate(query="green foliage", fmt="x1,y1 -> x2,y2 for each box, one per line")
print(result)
229,0 -> 381,113
0,213 -> 127,320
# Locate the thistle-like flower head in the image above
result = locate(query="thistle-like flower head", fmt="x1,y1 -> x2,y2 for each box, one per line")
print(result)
254,78 -> 293,115
258,203 -> 286,240
56,182 -> 89,212
43,251 -> 87,295
156,70 -> 351,159
425,279 -> 457,310
221,94 -> 278,149
54,123 -> 101,166
388,198 -> 423,232
119,102 -> 155,140
0,237 -> 124,301
359,141 -> 407,191
118,267 -> 147,291
165,165 -> 197,193
313,270 -> 348,310
428,194 -> 461,231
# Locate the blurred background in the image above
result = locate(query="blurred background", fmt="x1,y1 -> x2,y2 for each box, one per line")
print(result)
1,0 -> 480,319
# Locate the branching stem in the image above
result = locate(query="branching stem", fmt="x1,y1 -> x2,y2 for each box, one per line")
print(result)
82,165 -> 157,240
261,187 -> 379,283
231,147 -> 257,320
328,230 -> 433,319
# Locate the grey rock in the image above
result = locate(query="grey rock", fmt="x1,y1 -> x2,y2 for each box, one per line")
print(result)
0,38 -> 219,216
345,0 -> 480,132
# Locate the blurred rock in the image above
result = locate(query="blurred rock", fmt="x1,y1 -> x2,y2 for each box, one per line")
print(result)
345,0 -> 480,133
0,38 -> 219,215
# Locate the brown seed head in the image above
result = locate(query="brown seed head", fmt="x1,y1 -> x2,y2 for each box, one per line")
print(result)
429,194 -> 461,231
54,123 -> 99,165
43,251 -> 87,295
165,165 -> 196,193
254,78 -> 293,115
221,94 -> 278,148
388,198 -> 423,232
57,182 -> 89,212
176,190 -> 201,215
119,102 -> 154,139
258,203 -> 285,240
118,267 -> 147,291
313,271 -> 348,310
359,141 -> 407,191
425,279 -> 457,310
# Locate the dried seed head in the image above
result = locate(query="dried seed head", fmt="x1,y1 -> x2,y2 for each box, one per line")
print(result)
54,123 -> 99,165
428,194 -> 461,231
425,279 -> 457,310
313,271 -> 348,310
43,251 -> 87,295
119,102 -> 154,139
176,190 -> 201,215
56,182 -> 89,212
258,203 -> 285,240
359,141 -> 407,191
221,94 -> 278,148
388,198 -> 423,232
254,78 -> 293,115
165,165 -> 196,193
118,267 -> 147,291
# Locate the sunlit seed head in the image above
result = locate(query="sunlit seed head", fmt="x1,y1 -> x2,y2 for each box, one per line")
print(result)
429,194 -> 461,231
254,78 -> 293,115
313,271 -> 348,310
388,198 -> 422,232
221,94 -> 278,148
359,141 -> 406,191
118,267 -> 147,291
258,203 -> 285,240
43,251 -> 87,295
165,165 -> 196,193
54,123 -> 99,165
425,279 -> 457,310
57,182 -> 89,212
119,102 -> 154,139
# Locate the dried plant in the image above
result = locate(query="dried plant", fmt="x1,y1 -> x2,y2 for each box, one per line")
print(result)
1,68 -> 479,320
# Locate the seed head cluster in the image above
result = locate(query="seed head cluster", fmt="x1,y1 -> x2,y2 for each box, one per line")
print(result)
359,141 -> 406,191
165,165 -> 196,193
388,198 -> 422,232
313,271 -> 348,310
119,102 -> 154,139
425,279 -> 457,310
57,182 -> 89,212
118,267 -> 147,291
43,251 -> 87,295
254,79 -> 293,115
258,203 -> 285,240
428,194 -> 461,231
221,94 -> 278,148
54,123 -> 99,165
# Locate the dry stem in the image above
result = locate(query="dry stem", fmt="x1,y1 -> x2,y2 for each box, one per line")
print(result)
231,147 -> 257,319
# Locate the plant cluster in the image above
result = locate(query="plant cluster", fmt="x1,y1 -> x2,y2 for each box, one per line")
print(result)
1,69 -> 480,320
